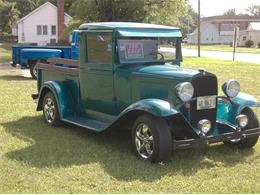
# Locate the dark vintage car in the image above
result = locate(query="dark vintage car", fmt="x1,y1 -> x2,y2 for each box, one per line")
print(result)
33,22 -> 260,163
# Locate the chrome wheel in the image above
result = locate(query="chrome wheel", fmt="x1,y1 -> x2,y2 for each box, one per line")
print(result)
135,123 -> 154,159
44,97 -> 55,123
33,65 -> 37,78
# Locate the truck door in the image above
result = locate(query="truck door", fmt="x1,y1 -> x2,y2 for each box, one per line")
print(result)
80,32 -> 116,121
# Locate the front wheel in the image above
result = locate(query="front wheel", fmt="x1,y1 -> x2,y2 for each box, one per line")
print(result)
42,92 -> 60,126
224,108 -> 259,149
132,115 -> 172,163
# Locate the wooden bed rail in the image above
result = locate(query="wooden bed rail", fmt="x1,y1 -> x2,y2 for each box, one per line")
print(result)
35,57 -> 79,76
47,58 -> 79,67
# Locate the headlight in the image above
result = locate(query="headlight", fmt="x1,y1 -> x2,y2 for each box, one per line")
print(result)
222,79 -> 240,98
176,82 -> 194,102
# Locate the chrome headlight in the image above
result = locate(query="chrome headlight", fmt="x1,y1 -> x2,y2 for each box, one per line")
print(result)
222,79 -> 240,98
176,82 -> 194,102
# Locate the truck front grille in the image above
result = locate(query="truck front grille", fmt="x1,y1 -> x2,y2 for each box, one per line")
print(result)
190,75 -> 218,128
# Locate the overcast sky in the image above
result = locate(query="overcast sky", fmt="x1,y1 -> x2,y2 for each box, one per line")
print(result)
188,0 -> 260,17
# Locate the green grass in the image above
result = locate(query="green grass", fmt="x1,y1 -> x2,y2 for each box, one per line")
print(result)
183,44 -> 260,54
1,58 -> 260,193
0,43 -> 12,63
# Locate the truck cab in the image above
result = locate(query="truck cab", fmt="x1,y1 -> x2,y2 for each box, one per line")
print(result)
34,22 -> 260,163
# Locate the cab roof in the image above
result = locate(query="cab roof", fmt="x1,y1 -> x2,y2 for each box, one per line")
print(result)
79,22 -> 182,37
79,22 -> 180,30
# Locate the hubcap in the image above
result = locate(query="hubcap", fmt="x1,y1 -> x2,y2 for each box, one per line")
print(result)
44,98 -> 55,123
135,123 -> 154,159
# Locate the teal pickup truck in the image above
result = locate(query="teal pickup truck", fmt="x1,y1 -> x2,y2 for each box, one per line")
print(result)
33,22 -> 260,163
11,30 -> 79,79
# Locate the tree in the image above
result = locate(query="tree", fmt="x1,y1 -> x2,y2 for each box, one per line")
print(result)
8,0 -> 73,18
245,4 -> 260,16
69,0 -> 188,28
178,3 -> 198,37
223,8 -> 236,16
0,0 -> 19,34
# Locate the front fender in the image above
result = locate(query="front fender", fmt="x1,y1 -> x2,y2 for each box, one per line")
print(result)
37,81 -> 75,118
120,99 -> 179,117
217,92 -> 260,124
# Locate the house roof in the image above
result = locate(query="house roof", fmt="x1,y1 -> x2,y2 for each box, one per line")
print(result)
79,22 -> 180,30
17,1 -> 72,24
202,15 -> 260,22
249,22 -> 260,30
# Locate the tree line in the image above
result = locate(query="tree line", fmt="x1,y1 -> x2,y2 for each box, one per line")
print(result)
1,0 -> 259,37
0,0 -> 197,37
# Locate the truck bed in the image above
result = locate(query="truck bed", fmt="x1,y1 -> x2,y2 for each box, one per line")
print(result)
12,45 -> 72,66
36,58 -> 79,92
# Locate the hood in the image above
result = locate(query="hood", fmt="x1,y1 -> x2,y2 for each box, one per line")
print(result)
135,64 -> 202,81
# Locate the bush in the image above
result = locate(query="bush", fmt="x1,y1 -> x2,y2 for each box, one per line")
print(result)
245,40 -> 254,48
258,42 -> 260,48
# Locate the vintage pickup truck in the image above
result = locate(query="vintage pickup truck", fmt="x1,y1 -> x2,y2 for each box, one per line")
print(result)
33,22 -> 260,163
11,30 -> 79,79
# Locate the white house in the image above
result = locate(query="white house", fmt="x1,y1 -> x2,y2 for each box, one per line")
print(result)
239,22 -> 260,47
17,2 -> 72,46
187,15 -> 260,45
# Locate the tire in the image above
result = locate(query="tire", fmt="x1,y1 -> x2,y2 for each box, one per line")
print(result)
132,115 -> 172,163
42,92 -> 61,126
29,60 -> 38,79
224,108 -> 259,149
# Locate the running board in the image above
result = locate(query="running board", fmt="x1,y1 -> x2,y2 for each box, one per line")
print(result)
62,117 -> 108,132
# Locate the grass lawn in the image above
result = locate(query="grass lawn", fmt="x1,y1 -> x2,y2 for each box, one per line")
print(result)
183,44 -> 260,54
1,57 -> 260,193
0,43 -> 12,63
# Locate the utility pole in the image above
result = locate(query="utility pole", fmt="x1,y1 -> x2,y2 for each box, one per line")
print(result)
233,26 -> 238,61
198,0 -> 201,57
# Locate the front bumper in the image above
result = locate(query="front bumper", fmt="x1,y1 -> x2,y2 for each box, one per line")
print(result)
173,127 -> 260,149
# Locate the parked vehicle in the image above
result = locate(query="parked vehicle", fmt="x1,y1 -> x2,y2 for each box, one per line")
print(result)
11,30 -> 79,79
33,22 -> 260,163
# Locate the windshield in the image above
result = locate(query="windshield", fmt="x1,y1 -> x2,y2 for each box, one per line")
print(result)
117,37 -> 177,64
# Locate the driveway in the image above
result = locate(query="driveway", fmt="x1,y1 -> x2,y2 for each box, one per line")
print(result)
160,47 -> 260,64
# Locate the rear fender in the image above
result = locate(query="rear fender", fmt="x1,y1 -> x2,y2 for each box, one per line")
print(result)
37,81 -> 75,118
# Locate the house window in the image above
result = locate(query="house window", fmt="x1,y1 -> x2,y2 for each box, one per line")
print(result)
51,25 -> 56,35
243,36 -> 246,41
37,25 -> 42,35
43,25 -> 48,35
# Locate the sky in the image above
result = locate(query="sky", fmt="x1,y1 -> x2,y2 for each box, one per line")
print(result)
188,0 -> 260,17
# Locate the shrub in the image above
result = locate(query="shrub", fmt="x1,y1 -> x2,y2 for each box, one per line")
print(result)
258,42 -> 260,48
245,40 -> 254,48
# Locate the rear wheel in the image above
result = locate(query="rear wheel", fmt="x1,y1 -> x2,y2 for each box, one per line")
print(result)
42,92 -> 60,126
224,108 -> 259,149
29,60 -> 38,79
132,115 -> 172,163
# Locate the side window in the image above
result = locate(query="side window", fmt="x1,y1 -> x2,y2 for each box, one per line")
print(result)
51,25 -> 56,35
87,33 -> 112,64
43,25 -> 48,35
37,25 -> 42,35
